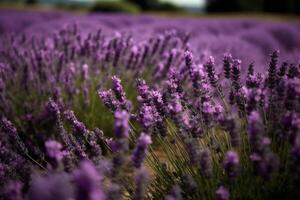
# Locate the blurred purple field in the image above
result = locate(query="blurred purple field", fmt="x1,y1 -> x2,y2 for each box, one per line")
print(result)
1,10 -> 299,72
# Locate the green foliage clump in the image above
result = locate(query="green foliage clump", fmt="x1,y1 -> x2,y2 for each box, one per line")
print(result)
90,1 -> 140,14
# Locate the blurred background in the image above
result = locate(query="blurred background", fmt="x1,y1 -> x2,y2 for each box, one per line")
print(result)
0,0 -> 299,15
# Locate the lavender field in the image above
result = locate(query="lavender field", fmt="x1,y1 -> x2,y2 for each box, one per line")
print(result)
0,10 -> 300,200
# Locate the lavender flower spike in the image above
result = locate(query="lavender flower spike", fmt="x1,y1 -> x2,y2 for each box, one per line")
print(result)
223,53 -> 232,79
132,133 -> 152,168
114,110 -> 130,139
45,140 -> 64,168
133,167 -> 149,200
205,56 -> 218,88
111,75 -> 126,102
73,160 -> 105,200
223,150 -> 240,178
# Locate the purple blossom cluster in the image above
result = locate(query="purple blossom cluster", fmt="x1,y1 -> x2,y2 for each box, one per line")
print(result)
0,10 -> 300,200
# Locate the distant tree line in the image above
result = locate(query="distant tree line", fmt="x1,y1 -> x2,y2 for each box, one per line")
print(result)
206,0 -> 300,14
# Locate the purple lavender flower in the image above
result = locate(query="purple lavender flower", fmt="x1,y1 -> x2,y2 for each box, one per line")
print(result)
45,140 -> 64,168
64,110 -> 88,143
133,167 -> 149,200
28,173 -> 74,200
223,53 -> 232,79
278,62 -> 288,77
46,99 -> 73,151
98,89 -> 118,111
219,116 -> 240,147
114,110 -> 130,139
1,117 -> 28,153
168,93 -> 182,115
223,151 -> 240,178
248,111 -> 279,178
216,186 -> 230,200
267,50 -> 279,89
204,56 -> 218,88
149,89 -> 165,116
111,75 -> 126,103
184,50 -> 193,68
139,105 -> 159,131
132,133 -> 152,168
73,160 -> 105,200
231,59 -> 242,91
1,117 -> 17,137
287,64 -> 299,79
136,79 -> 150,104
248,111 -> 264,152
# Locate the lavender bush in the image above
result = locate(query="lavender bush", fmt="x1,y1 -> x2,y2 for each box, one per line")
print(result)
0,10 -> 300,200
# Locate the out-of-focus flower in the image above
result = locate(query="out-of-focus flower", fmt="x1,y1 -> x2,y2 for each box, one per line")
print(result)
132,133 -> 152,168
73,160 -> 105,200
216,186 -> 230,200
223,151 -> 240,178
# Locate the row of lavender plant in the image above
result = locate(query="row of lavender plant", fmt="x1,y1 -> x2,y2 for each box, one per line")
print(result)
0,21 -> 299,199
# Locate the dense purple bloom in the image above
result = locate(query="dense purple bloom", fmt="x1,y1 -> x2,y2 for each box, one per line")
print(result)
98,89 -> 118,111
248,111 -> 280,178
132,133 -> 152,168
139,105 -> 159,130
167,93 -> 183,115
